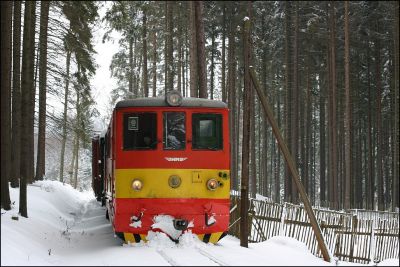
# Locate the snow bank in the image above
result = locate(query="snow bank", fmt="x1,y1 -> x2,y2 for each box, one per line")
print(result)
2,180 -> 396,266
378,259 -> 400,266
255,193 -> 273,202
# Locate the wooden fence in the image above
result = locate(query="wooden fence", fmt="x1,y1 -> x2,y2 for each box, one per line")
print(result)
229,196 -> 399,264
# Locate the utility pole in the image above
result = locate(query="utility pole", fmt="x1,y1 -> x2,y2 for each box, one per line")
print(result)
239,3 -> 252,248
249,66 -> 332,262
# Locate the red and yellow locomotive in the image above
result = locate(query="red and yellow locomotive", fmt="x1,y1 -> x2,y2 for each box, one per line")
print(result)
92,91 -> 230,244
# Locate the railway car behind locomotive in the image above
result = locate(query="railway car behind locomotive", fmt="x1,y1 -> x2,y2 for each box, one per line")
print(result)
92,91 -> 230,244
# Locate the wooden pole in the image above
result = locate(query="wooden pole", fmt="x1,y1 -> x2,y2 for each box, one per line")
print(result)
240,6 -> 252,249
249,66 -> 332,262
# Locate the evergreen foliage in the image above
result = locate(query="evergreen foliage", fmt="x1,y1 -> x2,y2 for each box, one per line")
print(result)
1,1 -> 398,214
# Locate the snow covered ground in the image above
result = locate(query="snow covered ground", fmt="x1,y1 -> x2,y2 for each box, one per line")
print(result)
1,181 -> 398,266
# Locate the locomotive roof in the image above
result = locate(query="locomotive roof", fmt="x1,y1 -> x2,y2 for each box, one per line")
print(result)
115,97 -> 228,109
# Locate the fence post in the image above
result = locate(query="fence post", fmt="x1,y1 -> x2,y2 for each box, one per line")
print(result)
369,219 -> 376,264
279,202 -> 287,236
248,198 -> 254,241
349,215 -> 358,262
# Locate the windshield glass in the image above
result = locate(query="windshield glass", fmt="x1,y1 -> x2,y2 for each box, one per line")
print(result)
192,113 -> 222,150
123,113 -> 157,150
163,112 -> 186,150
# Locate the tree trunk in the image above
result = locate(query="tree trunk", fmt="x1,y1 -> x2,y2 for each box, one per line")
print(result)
177,14 -> 182,94
227,4 -> 237,192
275,90 -> 281,202
129,36 -> 133,97
354,53 -> 362,208
344,0 -> 351,210
27,17 -> 38,184
257,105 -> 263,195
0,0 -> 12,210
10,0 -> 22,188
305,56 -> 312,200
319,75 -> 326,206
184,14 -> 189,97
355,126 -> 363,208
35,1 -> 50,181
59,49 -> 71,183
384,122 -> 390,207
236,83 -> 242,192
69,134 -> 77,185
182,35 -> 185,96
20,1 -> 36,217
194,1 -> 207,99
33,42 -> 39,96
133,38 -> 138,97
284,1 -> 292,203
367,41 -> 374,210
189,1 -> 198,97
73,92 -> 80,189
291,2 -> 299,204
182,12 -> 187,97
136,48 -> 142,95
142,9 -> 148,97
249,5 -> 256,199
165,1 -> 174,92
164,3 -> 167,95
166,1 -> 173,92
152,29 -> 157,97
73,137 -> 79,189
221,3 -> 226,103
210,33 -> 215,100
250,95 -> 257,198
393,1 -> 399,211
329,1 -> 338,210
261,20 -> 268,198
375,22 -> 384,211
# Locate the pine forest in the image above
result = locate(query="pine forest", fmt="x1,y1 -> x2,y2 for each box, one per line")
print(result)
1,0 -> 399,220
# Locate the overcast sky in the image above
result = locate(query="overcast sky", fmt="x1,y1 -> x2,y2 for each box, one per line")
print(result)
91,2 -> 120,120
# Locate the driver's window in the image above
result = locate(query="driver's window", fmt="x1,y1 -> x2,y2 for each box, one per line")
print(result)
163,112 -> 186,150
192,113 -> 222,150
123,113 -> 157,150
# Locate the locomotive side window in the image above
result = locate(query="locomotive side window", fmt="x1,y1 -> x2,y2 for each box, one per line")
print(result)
163,112 -> 186,150
123,113 -> 157,150
192,113 -> 222,150
105,132 -> 110,157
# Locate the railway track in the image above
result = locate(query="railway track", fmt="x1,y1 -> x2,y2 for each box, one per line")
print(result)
156,246 -> 229,266
195,246 -> 229,266
156,249 -> 180,266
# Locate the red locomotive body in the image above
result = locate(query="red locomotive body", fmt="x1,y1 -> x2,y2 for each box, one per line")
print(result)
92,92 -> 230,244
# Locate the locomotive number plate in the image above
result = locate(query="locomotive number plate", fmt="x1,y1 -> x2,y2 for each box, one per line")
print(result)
128,117 -> 139,131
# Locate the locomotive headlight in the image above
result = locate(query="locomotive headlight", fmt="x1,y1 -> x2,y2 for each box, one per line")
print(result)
165,90 -> 182,106
206,179 -> 219,191
168,175 -> 182,188
131,179 -> 143,191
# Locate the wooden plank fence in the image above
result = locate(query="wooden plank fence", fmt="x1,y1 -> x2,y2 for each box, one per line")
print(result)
229,196 -> 399,264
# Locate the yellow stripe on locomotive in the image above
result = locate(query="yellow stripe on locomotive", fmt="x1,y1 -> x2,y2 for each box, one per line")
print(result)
115,168 -> 230,199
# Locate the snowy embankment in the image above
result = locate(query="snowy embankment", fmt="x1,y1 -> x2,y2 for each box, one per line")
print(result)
1,181 -> 398,266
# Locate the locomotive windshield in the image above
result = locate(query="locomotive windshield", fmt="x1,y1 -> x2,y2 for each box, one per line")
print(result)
192,113 -> 223,150
123,113 -> 157,150
163,112 -> 186,150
